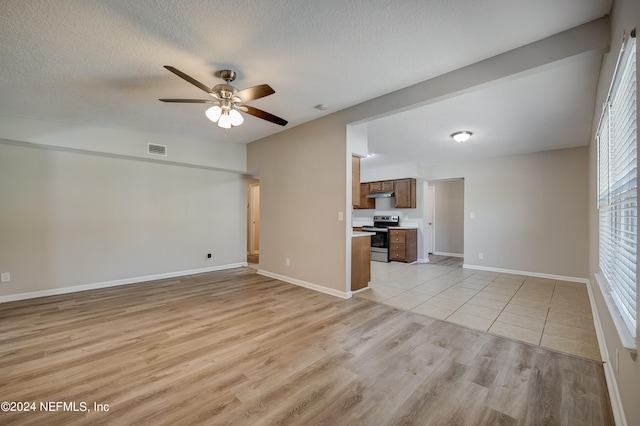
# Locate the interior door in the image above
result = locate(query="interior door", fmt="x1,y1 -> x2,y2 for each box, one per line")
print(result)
248,181 -> 260,255
425,186 -> 435,255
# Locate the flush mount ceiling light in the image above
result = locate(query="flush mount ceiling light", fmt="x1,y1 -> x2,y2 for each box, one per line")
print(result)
451,131 -> 472,143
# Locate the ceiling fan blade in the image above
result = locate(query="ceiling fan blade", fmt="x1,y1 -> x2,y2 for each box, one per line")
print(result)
159,99 -> 216,103
233,84 -> 275,102
164,66 -> 218,97
239,105 -> 288,126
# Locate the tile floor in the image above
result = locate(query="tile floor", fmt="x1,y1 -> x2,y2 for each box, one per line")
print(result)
356,257 -> 601,361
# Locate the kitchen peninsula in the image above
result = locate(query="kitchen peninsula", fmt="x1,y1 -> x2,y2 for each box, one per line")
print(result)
351,231 -> 374,292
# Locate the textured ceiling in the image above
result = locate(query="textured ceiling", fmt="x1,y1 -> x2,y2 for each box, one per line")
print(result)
0,0 -> 612,165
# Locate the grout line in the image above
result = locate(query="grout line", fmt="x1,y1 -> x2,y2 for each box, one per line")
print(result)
538,280 -> 558,345
363,259 -> 599,360
483,274 -> 528,334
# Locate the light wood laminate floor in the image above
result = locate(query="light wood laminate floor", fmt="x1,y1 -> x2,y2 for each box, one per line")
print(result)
1,267 -> 612,425
358,259 -> 600,361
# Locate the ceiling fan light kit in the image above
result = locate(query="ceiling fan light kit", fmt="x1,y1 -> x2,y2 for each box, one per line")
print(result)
160,66 -> 288,129
218,112 -> 232,129
228,109 -> 244,126
205,104 -> 244,128
451,131 -> 472,143
205,105 -> 222,122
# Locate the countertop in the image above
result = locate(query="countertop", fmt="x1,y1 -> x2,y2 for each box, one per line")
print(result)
352,231 -> 375,237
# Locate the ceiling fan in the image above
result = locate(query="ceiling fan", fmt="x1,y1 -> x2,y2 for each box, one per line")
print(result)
160,66 -> 288,129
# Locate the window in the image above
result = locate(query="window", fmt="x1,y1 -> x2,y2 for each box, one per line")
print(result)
597,32 -> 637,339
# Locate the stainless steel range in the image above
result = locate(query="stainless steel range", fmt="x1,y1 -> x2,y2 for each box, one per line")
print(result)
362,215 -> 400,262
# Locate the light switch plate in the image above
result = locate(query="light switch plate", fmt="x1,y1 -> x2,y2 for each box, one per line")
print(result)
1,272 -> 10,283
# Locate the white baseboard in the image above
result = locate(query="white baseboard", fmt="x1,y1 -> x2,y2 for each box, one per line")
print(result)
602,360 -> 627,426
586,278 -> 628,426
257,269 -> 350,300
462,263 -> 589,284
350,286 -> 370,295
433,252 -> 464,258
0,263 -> 248,303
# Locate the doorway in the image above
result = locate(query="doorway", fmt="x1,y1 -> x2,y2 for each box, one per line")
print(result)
424,185 -> 435,256
426,178 -> 464,261
247,179 -> 260,265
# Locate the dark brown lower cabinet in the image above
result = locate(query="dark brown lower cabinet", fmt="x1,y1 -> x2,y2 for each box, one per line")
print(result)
389,228 -> 417,263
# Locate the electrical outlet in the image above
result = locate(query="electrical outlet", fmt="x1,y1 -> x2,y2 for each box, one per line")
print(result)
478,252 -> 484,260
1,272 -> 10,283
285,258 -> 290,266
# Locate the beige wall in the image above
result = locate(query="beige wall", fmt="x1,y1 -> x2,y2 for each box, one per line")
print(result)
0,142 -> 247,298
246,19 -> 608,295
423,147 -> 589,279
587,0 -> 639,424
0,115 -> 247,173
247,116 -> 348,294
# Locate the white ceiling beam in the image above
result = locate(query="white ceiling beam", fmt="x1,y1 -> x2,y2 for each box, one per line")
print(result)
349,16 -> 611,124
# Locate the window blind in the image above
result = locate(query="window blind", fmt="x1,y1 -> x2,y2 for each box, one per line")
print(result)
597,33 -> 637,338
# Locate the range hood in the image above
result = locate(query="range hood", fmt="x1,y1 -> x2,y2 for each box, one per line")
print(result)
366,191 -> 394,199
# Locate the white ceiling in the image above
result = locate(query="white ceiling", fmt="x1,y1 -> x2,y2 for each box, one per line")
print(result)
0,0 -> 612,166
365,52 -> 604,168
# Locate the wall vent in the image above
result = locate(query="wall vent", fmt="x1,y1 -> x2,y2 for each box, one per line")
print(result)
148,143 -> 167,156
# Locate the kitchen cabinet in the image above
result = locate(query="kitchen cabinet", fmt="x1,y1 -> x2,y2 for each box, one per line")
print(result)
389,228 -> 417,263
393,178 -> 416,208
356,183 -> 375,209
352,155 -> 361,207
369,180 -> 394,193
351,234 -> 371,291
356,178 -> 416,209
